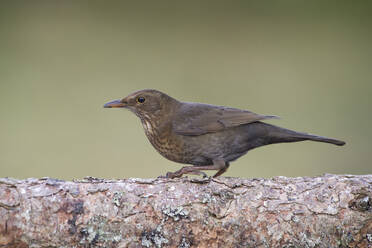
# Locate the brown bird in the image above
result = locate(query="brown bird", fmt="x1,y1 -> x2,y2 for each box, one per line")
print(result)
104,89 -> 345,178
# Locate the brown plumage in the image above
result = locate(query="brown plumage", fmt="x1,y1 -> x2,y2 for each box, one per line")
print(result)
104,89 -> 345,178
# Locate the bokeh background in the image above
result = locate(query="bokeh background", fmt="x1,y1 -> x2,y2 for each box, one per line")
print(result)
1,1 -> 371,179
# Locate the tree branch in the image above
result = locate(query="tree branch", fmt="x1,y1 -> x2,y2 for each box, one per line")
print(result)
0,175 -> 371,247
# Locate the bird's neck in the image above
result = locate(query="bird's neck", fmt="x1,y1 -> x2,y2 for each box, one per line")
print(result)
139,111 -> 172,139
138,98 -> 181,141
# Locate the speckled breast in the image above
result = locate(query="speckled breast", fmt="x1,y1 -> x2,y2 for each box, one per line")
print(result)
141,118 -> 186,164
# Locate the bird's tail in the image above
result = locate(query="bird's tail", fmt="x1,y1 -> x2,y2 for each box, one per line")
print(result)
264,123 -> 345,146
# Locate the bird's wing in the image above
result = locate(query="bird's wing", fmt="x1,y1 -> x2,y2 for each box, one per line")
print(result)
173,103 -> 278,136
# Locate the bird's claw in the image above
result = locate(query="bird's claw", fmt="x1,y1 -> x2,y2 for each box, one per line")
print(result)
158,170 -> 207,179
157,172 -> 178,179
165,171 -> 180,178
200,171 -> 208,178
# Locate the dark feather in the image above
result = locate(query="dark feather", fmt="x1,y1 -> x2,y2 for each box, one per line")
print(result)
173,102 -> 278,136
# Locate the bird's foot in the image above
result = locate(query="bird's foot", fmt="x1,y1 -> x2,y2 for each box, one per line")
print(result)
156,172 -> 179,179
157,174 -> 169,179
166,171 -> 179,178
158,169 -> 208,179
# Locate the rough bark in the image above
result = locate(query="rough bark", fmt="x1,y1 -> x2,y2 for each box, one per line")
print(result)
0,174 -> 371,248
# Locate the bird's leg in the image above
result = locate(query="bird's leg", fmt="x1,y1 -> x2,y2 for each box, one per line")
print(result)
165,169 -> 207,178
164,159 -> 229,179
164,167 -> 207,179
212,162 -> 230,178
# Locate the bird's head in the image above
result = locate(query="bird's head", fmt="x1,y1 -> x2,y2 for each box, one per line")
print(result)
104,89 -> 178,120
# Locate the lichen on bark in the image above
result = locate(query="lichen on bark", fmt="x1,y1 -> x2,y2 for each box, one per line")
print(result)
0,174 -> 371,247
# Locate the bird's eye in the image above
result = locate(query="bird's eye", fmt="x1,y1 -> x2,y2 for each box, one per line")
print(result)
136,97 -> 145,103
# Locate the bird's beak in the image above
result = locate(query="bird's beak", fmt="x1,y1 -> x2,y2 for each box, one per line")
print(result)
104,99 -> 126,108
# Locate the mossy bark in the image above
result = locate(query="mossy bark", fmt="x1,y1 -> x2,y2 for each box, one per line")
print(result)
0,175 -> 371,247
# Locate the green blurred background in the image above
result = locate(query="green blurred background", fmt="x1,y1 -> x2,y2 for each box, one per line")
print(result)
1,1 -> 371,179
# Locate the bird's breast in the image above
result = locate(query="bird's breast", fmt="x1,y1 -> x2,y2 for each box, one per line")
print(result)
141,118 -> 186,163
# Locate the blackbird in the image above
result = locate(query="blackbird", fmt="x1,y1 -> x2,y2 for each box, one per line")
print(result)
104,89 -> 345,178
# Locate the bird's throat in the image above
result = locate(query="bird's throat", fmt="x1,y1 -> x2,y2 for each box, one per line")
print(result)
142,119 -> 154,136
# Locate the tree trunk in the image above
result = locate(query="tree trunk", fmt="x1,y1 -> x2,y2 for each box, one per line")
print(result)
0,174 -> 371,248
